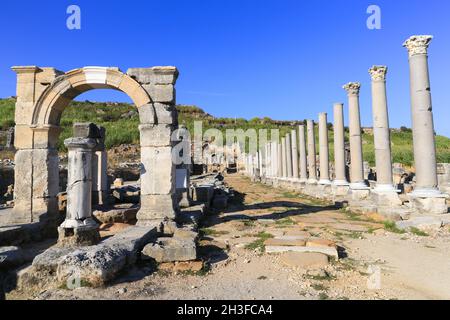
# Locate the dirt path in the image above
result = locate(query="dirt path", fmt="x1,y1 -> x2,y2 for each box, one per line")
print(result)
7,174 -> 450,300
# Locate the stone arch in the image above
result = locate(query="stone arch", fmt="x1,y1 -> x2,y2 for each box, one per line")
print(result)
33,67 -> 155,126
11,65 -> 179,225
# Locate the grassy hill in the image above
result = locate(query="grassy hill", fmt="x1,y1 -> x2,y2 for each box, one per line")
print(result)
1,97 -> 450,166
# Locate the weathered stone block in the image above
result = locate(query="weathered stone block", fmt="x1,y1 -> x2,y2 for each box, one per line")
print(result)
139,124 -> 174,147
142,84 -> 175,103
127,67 -> 179,85
142,237 -> 196,263
154,103 -> 177,125
408,196 -> 448,215
140,146 -> 175,195
137,194 -> 177,221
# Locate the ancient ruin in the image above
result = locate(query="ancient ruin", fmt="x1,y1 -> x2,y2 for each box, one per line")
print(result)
246,35 -> 450,229
1,34 -> 450,301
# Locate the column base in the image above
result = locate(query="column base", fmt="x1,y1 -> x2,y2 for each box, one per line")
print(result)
307,179 -> 318,185
350,182 -> 370,190
349,188 -> 371,201
408,189 -> 449,215
371,190 -> 403,207
333,180 -> 349,186
410,188 -> 447,198
332,184 -> 350,200
374,184 -> 399,193
137,194 -> 178,223
57,223 -> 100,247
318,179 -> 332,185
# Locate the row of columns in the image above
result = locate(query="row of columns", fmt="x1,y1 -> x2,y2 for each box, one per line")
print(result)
244,35 -> 447,214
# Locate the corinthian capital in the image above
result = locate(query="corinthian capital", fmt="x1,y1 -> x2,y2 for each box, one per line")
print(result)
343,82 -> 361,95
403,35 -> 433,57
368,65 -> 387,81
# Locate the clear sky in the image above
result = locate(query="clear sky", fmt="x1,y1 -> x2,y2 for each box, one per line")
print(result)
1,0 -> 449,136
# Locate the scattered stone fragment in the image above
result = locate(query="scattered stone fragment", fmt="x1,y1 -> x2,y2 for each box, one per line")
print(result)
142,237 -> 197,263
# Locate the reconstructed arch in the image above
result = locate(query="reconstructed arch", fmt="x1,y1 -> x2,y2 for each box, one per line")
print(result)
11,66 -> 179,225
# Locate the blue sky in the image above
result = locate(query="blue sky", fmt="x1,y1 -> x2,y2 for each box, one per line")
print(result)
1,0 -> 449,136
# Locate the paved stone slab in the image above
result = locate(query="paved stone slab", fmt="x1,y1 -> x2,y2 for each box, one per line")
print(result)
266,245 -> 338,259
264,238 -> 306,247
279,252 -> 329,269
306,238 -> 336,248
330,223 -> 369,232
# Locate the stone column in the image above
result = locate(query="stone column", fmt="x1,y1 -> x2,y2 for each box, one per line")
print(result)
286,134 -> 293,178
291,130 -> 299,179
333,103 -> 349,185
281,138 -> 287,178
59,124 -> 100,246
403,35 -> 448,213
318,113 -> 331,185
92,127 -> 109,205
343,82 -> 367,190
369,66 -> 396,192
277,141 -> 283,177
298,125 -> 308,182
307,120 -> 317,183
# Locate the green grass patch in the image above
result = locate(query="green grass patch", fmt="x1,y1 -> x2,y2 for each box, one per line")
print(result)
319,292 -> 330,300
275,217 -> 295,226
244,232 -> 274,252
383,221 -> 406,234
200,228 -> 230,237
410,227 -> 429,237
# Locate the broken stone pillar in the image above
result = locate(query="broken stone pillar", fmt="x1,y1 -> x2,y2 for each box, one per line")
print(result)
286,133 -> 293,178
6,128 -> 15,150
281,138 -> 287,178
403,35 -> 448,214
307,120 -> 317,183
175,126 -> 192,208
298,125 -> 308,183
91,127 -> 109,206
58,123 -> 100,246
318,113 -> 331,185
333,103 -> 349,186
343,82 -> 368,191
291,130 -> 299,179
